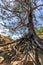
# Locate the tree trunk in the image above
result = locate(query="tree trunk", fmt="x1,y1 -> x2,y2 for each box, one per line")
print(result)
27,0 -> 43,50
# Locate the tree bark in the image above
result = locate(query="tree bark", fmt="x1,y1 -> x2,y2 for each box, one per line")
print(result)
27,0 -> 43,50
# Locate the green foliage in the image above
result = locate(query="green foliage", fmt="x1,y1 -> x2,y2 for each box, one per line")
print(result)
35,27 -> 43,34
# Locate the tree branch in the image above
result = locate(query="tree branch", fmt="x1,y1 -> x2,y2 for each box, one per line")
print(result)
0,6 -> 22,13
33,4 -> 43,10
